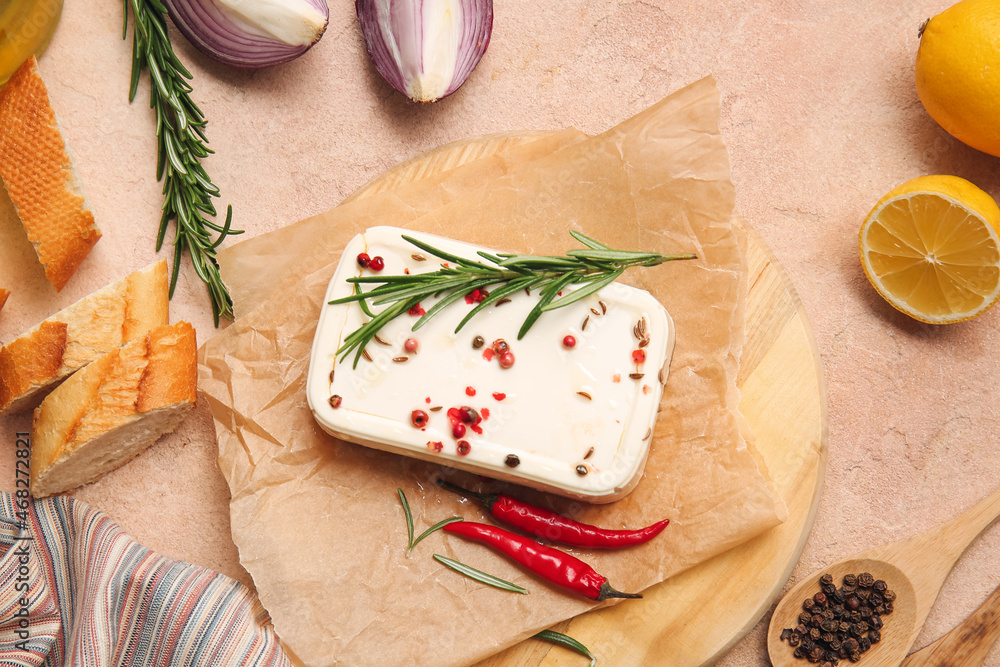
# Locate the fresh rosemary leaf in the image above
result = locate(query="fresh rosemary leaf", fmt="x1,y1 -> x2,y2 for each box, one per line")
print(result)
397,488 -> 415,550
498,255 -> 582,269
123,0 -> 240,325
533,630 -> 596,666
453,276 -> 537,333
413,277 -> 497,331
541,269 -> 624,312
433,554 -> 529,594
354,284 -> 375,318
567,248 -> 667,262
518,272 -> 578,339
568,230 -> 610,251
407,517 -> 463,556
401,235 -> 493,270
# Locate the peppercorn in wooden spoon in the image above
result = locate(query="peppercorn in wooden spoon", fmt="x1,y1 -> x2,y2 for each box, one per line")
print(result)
767,485 -> 1000,666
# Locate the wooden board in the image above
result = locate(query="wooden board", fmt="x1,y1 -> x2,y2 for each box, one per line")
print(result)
349,132 -> 828,666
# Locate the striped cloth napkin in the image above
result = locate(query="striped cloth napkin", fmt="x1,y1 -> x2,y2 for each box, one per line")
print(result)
0,492 -> 290,666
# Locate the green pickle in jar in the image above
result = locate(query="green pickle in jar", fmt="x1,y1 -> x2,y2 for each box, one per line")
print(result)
0,0 -> 63,85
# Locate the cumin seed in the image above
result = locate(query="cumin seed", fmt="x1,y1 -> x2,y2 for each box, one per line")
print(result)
495,297 -> 511,306
582,315 -> 590,331
393,356 -> 409,363
629,372 -> 645,380
584,446 -> 595,460
599,300 -> 607,314
412,254 -> 426,261
374,334 -> 391,346
362,348 -> 373,362
576,391 -> 592,400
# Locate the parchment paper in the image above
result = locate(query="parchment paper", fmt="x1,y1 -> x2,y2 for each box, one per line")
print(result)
199,76 -> 787,667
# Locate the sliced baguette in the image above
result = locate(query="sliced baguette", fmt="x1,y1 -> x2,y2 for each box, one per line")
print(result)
30,321 -> 197,497
0,55 -> 101,291
0,260 -> 169,415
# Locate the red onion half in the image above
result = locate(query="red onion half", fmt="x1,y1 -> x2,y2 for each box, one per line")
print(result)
356,0 -> 493,103
165,0 -> 330,69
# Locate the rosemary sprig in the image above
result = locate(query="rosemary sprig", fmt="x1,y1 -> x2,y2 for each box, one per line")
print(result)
433,554 -> 529,594
123,0 -> 241,325
397,488 -> 462,556
331,231 -> 696,367
533,630 -> 596,666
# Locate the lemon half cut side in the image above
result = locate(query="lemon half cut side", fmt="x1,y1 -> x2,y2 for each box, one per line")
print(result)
859,175 -> 1000,324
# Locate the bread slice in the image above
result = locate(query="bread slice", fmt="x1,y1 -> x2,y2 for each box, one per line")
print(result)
0,260 -> 169,415
0,55 -> 101,291
30,321 -> 197,497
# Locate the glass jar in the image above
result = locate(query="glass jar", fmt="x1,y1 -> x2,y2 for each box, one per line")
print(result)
0,0 -> 63,85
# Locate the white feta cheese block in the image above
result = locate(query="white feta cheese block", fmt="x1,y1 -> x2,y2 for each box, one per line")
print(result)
307,227 -> 674,503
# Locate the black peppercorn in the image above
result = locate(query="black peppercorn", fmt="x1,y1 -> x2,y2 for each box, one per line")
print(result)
781,571 -> 895,665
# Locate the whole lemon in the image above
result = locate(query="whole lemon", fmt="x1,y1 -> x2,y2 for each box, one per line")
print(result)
915,0 -> 1000,158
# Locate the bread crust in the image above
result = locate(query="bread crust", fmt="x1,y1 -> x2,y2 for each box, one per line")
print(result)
0,260 -> 169,415
30,321 -> 197,497
0,55 -> 101,291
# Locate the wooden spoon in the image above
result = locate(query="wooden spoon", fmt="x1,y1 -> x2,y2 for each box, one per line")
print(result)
899,581 -> 1000,666
767,486 -> 1000,666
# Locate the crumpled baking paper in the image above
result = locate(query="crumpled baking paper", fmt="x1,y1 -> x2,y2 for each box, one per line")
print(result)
199,76 -> 787,667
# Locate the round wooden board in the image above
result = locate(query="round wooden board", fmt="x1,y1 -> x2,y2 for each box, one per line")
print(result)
349,132 -> 828,666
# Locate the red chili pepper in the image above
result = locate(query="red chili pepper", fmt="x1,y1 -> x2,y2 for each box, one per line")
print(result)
438,480 -> 669,549
442,521 -> 641,601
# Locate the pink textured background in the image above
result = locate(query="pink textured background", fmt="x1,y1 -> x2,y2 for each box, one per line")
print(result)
2,0 -> 1000,664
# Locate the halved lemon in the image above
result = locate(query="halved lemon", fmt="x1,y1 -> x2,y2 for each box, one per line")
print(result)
859,175 -> 1000,324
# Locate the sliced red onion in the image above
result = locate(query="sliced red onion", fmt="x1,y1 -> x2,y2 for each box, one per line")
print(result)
165,0 -> 330,69
356,0 -> 493,103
